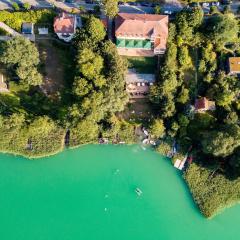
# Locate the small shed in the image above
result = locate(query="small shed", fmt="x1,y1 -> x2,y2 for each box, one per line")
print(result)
195,97 -> 216,113
228,57 -> 240,75
22,23 -> 34,34
38,28 -> 49,35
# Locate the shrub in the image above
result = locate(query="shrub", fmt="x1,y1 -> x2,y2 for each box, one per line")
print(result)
184,163 -> 240,218
0,10 -> 56,31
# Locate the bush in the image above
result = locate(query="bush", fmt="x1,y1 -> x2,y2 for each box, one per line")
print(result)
184,163 -> 240,218
0,114 -> 65,158
0,10 -> 56,31
156,140 -> 172,156
12,3 -> 20,11
102,118 -> 136,144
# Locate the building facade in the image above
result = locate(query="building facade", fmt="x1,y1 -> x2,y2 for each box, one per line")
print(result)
228,57 -> 240,75
195,97 -> 216,113
115,13 -> 168,56
54,13 -> 78,42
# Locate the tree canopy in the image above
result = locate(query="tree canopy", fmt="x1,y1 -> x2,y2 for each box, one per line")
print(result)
103,0 -> 119,18
205,14 -> 239,47
0,37 -> 42,86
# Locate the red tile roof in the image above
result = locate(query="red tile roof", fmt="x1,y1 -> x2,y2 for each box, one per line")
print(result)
195,97 -> 207,110
228,57 -> 240,73
115,13 -> 168,51
195,97 -> 215,111
54,13 -> 76,34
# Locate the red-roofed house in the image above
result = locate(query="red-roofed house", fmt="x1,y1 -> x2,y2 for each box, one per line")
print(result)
54,13 -> 77,42
115,13 -> 168,56
195,97 -> 216,113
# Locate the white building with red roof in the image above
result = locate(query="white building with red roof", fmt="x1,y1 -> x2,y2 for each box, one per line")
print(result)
54,13 -> 77,42
195,97 -> 216,113
115,13 -> 168,56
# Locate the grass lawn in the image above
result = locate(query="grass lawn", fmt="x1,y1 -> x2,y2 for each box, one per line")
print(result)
119,98 -> 156,126
125,56 -> 157,74
37,40 -> 74,99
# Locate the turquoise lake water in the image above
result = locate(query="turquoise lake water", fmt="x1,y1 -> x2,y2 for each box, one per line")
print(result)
0,145 -> 239,240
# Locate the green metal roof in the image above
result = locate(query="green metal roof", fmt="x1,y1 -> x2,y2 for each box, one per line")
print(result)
116,38 -> 125,47
125,39 -> 135,48
143,40 -> 151,49
134,39 -> 143,48
116,38 -> 152,49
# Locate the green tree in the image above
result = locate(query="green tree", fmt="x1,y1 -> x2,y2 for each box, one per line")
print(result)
1,37 -> 40,67
176,86 -> 189,104
0,37 -> 42,86
187,7 -> 204,28
156,139 -> 172,156
154,6 -> 161,14
103,0 -> 118,18
28,116 -> 55,136
70,118 -> 99,146
85,16 -> 106,43
77,48 -> 104,80
178,46 -> 192,68
201,125 -> 240,157
12,2 -> 20,11
79,6 -> 85,13
23,3 -> 31,10
205,14 -> 238,46
210,6 -> 219,15
73,77 -> 92,97
150,119 -> 166,138
216,90 -> 235,107
16,66 -> 43,86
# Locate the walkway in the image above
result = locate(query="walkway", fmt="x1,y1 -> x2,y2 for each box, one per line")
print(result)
0,22 -> 35,42
0,22 -> 21,37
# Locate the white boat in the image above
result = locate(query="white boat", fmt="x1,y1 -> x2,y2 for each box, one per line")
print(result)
142,138 -> 149,144
135,188 -> 143,196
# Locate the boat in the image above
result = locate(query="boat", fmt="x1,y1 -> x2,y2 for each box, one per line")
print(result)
142,138 -> 149,144
135,188 -> 143,196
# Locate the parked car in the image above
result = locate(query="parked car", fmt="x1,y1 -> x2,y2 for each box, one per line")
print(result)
163,10 -> 172,15
221,0 -> 232,4
202,2 -> 210,7
211,1 -> 220,6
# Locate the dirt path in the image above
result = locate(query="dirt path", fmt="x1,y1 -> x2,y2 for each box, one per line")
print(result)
37,40 -> 65,97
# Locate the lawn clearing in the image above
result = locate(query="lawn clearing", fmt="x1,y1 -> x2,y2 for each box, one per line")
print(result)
119,98 -> 156,125
125,56 -> 157,74
37,40 -> 74,99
